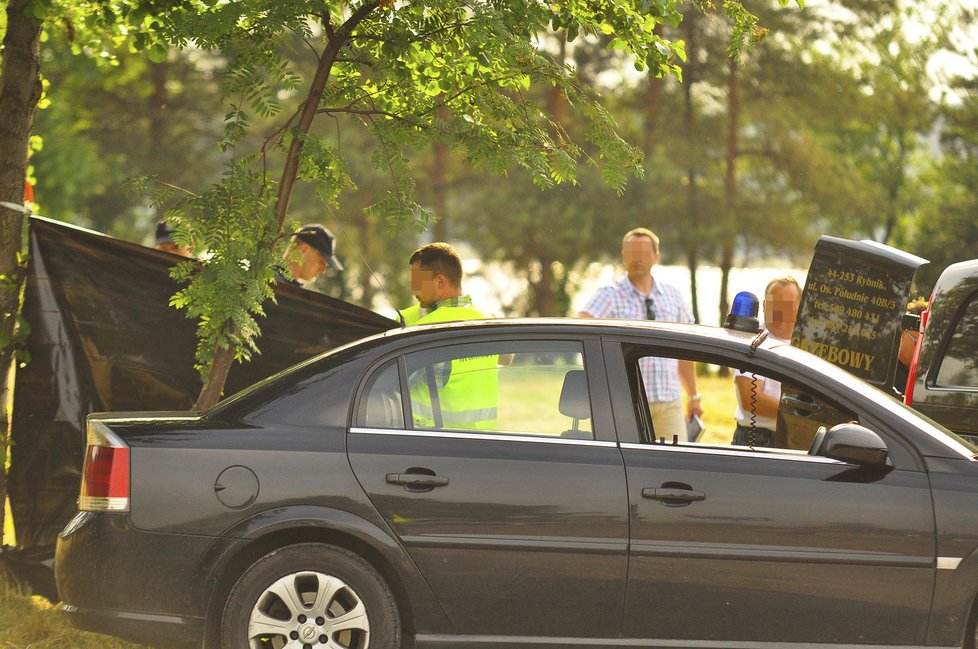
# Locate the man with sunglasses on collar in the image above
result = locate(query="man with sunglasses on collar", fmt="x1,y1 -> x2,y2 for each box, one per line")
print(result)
579,227 -> 701,441
401,242 -> 497,430
401,242 -> 487,326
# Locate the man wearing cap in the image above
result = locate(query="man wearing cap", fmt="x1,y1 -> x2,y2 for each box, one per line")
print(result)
277,223 -> 344,290
578,227 -> 701,442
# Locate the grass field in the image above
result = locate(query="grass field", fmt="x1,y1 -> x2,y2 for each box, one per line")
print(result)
696,371 -> 740,445
495,363 -> 740,444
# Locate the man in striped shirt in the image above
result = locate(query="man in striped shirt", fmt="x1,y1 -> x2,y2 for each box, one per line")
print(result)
579,227 -> 702,441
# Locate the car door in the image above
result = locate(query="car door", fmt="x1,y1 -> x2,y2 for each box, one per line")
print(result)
605,338 -> 935,646
348,336 -> 629,641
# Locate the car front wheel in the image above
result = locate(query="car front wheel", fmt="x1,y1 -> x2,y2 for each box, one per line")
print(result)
221,543 -> 401,649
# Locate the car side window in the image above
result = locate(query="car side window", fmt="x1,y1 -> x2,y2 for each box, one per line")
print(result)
627,350 -> 855,452
403,341 -> 593,439
360,360 -> 404,429
935,293 -> 978,389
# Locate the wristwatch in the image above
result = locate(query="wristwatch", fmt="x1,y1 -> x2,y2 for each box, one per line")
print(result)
688,392 -> 702,401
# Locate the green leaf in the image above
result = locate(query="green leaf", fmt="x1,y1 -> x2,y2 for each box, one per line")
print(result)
147,44 -> 168,63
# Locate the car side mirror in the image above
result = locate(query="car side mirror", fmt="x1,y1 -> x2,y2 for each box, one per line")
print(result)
823,423 -> 889,466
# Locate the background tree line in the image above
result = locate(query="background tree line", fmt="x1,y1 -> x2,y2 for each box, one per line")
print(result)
18,0 -> 977,322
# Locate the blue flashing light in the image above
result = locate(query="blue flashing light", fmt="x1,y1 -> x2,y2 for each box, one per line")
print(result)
731,291 -> 759,317
724,291 -> 761,333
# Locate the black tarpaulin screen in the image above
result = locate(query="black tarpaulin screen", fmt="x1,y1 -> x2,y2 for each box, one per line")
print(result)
7,217 -> 397,556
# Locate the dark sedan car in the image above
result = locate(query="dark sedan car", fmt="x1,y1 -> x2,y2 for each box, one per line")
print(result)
56,319 -> 978,649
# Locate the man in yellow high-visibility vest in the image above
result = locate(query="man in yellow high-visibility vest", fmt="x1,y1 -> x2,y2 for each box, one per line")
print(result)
401,242 -> 486,326
400,243 -> 497,430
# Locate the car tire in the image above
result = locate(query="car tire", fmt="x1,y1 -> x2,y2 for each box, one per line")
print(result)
221,543 -> 401,649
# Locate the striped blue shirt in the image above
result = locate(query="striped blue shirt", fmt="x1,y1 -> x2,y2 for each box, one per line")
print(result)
582,275 -> 694,402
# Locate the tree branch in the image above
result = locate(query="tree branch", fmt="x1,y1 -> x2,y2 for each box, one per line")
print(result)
351,19 -> 474,43
273,1 -> 379,229
263,102 -> 304,153
316,106 -> 420,126
420,73 -> 524,118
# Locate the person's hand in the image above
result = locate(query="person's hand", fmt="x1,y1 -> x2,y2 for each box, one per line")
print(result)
686,395 -> 703,420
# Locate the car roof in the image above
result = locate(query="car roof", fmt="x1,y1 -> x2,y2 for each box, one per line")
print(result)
378,316 -> 762,346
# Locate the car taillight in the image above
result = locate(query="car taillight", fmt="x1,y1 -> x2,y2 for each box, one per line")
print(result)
905,305 -> 930,406
79,420 -> 129,512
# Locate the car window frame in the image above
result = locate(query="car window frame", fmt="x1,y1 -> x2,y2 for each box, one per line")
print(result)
351,333 -> 617,443
933,289 -> 978,391
601,334 -> 923,470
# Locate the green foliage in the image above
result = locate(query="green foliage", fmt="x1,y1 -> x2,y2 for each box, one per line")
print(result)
901,72 -> 978,292
13,0 -> 796,389
165,160 -> 282,382
28,21 -> 226,240
139,0 -> 767,385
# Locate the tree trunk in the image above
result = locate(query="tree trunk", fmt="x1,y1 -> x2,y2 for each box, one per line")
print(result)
148,62 -> 169,221
524,31 -> 568,319
432,138 -> 449,241
687,245 -> 700,325
643,74 -> 662,156
534,252 -> 556,317
881,135 -> 907,245
194,4 -> 378,410
719,57 -> 739,326
0,0 -> 43,542
682,13 -> 699,324
194,343 -> 237,410
716,243 -> 733,378
358,210 -> 374,308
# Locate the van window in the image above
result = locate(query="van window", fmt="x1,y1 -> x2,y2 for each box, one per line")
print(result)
935,294 -> 978,389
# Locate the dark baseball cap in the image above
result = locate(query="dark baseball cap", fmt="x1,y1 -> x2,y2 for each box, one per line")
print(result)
294,224 -> 344,271
155,221 -> 176,246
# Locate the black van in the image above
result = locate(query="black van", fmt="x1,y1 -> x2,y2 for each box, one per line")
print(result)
906,258 -> 978,440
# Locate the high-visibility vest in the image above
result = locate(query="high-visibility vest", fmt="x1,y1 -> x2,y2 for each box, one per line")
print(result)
401,303 -> 487,326
400,304 -> 422,326
402,302 -> 498,429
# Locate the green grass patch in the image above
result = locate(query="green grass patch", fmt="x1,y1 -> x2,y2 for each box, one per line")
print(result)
0,567 -> 145,648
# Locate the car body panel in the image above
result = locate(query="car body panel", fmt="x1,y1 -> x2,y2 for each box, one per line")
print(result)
598,334 -> 936,644
56,511 -> 209,648
348,429 -> 629,637
923,457 -> 978,647
620,442 -> 934,643
53,318 -> 978,649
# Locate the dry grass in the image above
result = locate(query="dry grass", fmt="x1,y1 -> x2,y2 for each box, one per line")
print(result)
3,496 -> 143,646
0,568 -> 145,648
696,371 -> 741,445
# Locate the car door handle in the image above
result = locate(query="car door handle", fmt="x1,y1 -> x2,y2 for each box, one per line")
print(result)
386,473 -> 449,488
781,394 -> 823,414
642,488 -> 705,502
